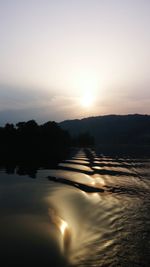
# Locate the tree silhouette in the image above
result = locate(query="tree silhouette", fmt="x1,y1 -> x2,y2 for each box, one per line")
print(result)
0,120 -> 71,165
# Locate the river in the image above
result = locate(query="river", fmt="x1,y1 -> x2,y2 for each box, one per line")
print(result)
0,148 -> 150,266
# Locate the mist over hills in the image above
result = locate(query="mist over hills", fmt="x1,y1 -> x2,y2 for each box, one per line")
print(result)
60,114 -> 150,146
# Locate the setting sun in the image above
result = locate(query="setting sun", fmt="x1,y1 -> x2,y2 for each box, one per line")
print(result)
80,92 -> 95,108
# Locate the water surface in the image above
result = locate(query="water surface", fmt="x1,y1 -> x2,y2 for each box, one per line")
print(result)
0,148 -> 150,266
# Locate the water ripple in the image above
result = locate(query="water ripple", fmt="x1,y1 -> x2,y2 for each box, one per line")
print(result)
46,148 -> 150,266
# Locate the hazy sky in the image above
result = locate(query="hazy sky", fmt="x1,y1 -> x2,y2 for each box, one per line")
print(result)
0,0 -> 150,124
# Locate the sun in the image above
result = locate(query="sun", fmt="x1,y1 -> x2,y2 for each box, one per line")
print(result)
80,92 -> 95,108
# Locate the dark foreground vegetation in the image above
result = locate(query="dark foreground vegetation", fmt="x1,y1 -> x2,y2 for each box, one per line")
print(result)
0,120 -> 71,165
1,114 -> 150,167
0,120 -> 94,167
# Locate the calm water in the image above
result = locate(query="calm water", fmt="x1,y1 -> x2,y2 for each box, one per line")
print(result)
0,148 -> 150,266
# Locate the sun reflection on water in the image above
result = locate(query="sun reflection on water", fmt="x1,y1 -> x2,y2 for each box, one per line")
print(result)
59,219 -> 68,236
48,208 -> 72,256
47,183 -> 135,267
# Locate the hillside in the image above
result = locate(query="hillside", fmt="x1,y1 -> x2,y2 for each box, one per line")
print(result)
60,114 -> 150,145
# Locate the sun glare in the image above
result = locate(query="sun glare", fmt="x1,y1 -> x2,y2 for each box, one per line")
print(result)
80,92 -> 95,108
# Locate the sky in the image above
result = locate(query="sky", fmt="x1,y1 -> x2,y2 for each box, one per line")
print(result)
0,0 -> 150,124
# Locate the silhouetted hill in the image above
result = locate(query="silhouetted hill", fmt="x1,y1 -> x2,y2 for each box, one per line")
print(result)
60,114 -> 150,145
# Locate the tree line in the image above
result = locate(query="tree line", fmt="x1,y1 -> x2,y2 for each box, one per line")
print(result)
0,120 -> 94,164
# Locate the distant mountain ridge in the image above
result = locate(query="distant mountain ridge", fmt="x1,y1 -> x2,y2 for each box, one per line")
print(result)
59,114 -> 150,145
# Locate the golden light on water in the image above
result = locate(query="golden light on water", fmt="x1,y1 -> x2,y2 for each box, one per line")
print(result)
48,208 -> 68,236
92,174 -> 105,186
59,219 -> 68,236
49,209 -> 71,253
96,177 -> 105,186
